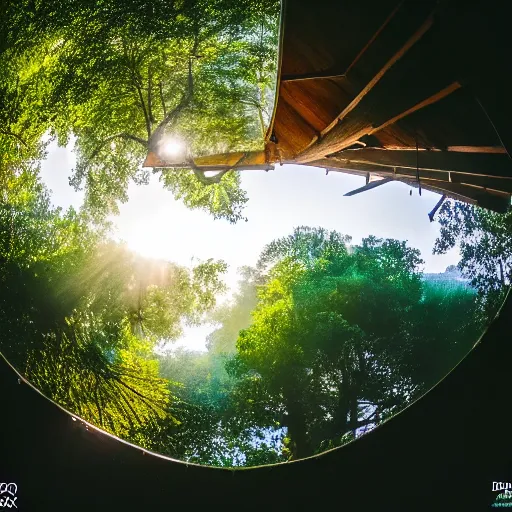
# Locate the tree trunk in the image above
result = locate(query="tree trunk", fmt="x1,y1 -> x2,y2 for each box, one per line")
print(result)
349,396 -> 359,437
257,105 -> 266,139
286,413 -> 310,460
285,396 -> 310,460
333,390 -> 349,438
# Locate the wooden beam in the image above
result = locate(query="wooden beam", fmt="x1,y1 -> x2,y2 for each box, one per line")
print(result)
296,118 -> 372,163
296,82 -> 461,164
424,172 -> 512,193
381,145 -> 507,154
399,179 -> 478,205
143,150 -> 273,170
280,71 -> 346,82
393,177 -> 510,212
410,178 -> 511,199
428,195 -> 446,222
446,146 -> 507,154
368,82 -> 461,135
344,0 -> 405,76
308,158 -> 512,193
159,164 -> 274,172
344,178 -> 394,196
320,13 -> 435,137
327,148 -> 512,178
446,174 -> 512,192
319,163 -> 503,209
308,164 -> 369,179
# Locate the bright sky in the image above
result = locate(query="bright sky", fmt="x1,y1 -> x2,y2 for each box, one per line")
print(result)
39,140 -> 460,351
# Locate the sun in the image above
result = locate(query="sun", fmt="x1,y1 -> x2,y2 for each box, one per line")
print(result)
161,138 -> 185,159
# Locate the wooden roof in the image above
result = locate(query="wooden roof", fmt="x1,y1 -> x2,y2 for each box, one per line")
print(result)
147,0 -> 512,213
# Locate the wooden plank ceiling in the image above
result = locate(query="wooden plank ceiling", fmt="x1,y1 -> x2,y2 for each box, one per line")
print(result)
146,0 -> 512,213
265,0 -> 512,212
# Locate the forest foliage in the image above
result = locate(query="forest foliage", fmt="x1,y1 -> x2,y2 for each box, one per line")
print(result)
0,165 -> 498,465
1,0 -> 280,223
0,0 -> 510,467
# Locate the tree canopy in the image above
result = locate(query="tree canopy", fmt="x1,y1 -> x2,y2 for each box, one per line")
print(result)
229,228 -> 431,459
149,227 -> 484,463
0,166 -> 227,441
1,0 -> 280,223
0,171 -> 488,465
434,200 -> 511,319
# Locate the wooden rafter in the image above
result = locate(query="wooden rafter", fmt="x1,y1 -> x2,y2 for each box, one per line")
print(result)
308,159 -> 510,212
320,12 -> 436,137
428,195 -> 446,222
334,169 -> 509,212
367,82 -> 461,135
403,179 -> 510,212
416,178 -> 511,198
401,179 -> 478,205
280,71 -> 346,82
280,1 -> 405,84
380,146 -> 507,154
295,81 -> 461,163
325,148 -> 512,178
308,158 -> 512,192
344,177 -> 394,196
445,146 -> 507,154
327,167 -> 484,207
344,0 -> 405,76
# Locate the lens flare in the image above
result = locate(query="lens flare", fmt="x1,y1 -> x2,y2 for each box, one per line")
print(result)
161,139 -> 184,158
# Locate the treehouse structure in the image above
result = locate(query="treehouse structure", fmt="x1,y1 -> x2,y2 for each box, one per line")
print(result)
144,0 -> 512,214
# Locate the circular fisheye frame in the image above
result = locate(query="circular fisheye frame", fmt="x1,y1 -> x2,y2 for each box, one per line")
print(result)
0,0 -> 510,470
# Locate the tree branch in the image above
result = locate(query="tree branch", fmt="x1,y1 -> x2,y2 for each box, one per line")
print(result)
355,410 -> 379,430
257,105 -> 266,139
149,58 -> 194,151
147,67 -> 156,128
148,35 -> 200,152
94,377 -> 103,427
158,81 -> 167,117
0,129 -> 28,147
191,166 -> 232,185
116,376 -> 165,412
124,43 -> 152,139
238,98 -> 261,108
77,133 -> 148,182
186,152 -> 249,185
132,75 -> 151,139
